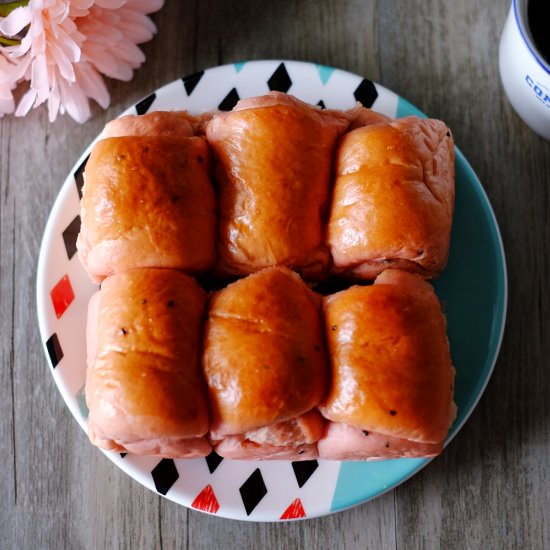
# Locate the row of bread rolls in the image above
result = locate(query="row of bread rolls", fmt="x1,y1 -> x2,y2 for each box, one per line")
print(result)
85,266 -> 456,461
76,91 -> 455,283
80,92 -> 457,461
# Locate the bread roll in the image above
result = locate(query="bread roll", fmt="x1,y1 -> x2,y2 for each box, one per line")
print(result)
318,269 -> 456,460
77,135 -> 217,281
203,267 -> 328,459
327,116 -> 455,279
85,268 -> 211,458
102,110 -> 212,138
206,92 -> 349,279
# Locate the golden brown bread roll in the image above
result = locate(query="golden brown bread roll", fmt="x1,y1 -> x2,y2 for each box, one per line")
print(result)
206,92 -> 349,279
78,96 -> 459,461
85,268 -> 211,458
102,110 -> 212,138
318,269 -> 456,460
77,135 -> 217,282
345,104 -> 391,129
327,116 -> 455,279
203,267 -> 328,459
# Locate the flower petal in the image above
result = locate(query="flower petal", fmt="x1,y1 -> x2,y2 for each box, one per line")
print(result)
48,40 -> 76,81
47,71 -> 61,122
69,0 -> 95,18
81,20 -> 123,44
54,24 -> 83,63
31,53 -> 50,103
0,54 -> 27,85
0,6 -> 32,38
15,87 -> 37,117
115,18 -> 155,43
94,0 -> 126,9
74,61 -> 110,108
84,42 -> 132,80
0,84 -> 15,115
111,39 -> 145,67
116,8 -> 157,39
58,74 -> 91,123
125,0 -> 164,14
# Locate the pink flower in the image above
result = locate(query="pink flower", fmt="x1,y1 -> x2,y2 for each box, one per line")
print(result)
0,53 -> 28,115
0,0 -> 163,122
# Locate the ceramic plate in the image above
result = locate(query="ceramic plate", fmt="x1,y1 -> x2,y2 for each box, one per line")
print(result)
36,60 -> 507,521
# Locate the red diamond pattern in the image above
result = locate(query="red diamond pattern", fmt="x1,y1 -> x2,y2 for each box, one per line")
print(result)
50,274 -> 75,319
280,498 -> 306,520
191,484 -> 220,514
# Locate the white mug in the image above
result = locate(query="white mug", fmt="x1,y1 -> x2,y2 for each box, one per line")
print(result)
499,0 -> 550,139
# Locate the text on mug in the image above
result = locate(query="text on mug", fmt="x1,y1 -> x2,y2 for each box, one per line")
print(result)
525,75 -> 550,108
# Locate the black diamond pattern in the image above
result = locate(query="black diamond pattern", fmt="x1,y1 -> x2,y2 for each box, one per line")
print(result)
182,71 -> 204,96
151,458 -> 179,495
135,92 -> 156,115
62,215 -> 81,260
353,79 -> 378,107
268,62 -> 292,93
74,154 -> 89,199
120,453 -> 127,458
317,99 -> 326,109
46,333 -> 63,368
239,468 -> 267,516
218,88 -> 240,111
291,460 -> 319,488
205,451 -> 223,474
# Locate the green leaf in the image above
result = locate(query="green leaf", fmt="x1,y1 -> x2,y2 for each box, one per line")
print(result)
0,1 -> 29,18
0,35 -> 20,46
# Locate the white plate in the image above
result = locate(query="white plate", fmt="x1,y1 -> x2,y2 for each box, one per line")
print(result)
36,60 -> 507,521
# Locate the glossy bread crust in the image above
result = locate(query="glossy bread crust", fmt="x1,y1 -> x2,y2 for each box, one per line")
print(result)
327,116 -> 455,279
85,268 -> 211,457
203,266 -> 328,437
102,110 -> 213,138
79,97 -> 457,460
320,269 -> 456,445
206,92 -> 349,279
77,135 -> 216,281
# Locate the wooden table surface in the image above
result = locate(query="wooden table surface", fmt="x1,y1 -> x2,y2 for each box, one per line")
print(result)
1,1 -> 549,548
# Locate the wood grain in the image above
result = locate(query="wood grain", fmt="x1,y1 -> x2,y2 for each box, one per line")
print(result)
1,0 -> 549,548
